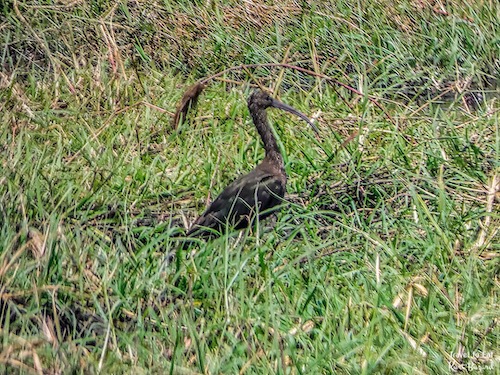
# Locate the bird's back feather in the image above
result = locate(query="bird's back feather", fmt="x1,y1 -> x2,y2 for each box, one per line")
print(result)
186,166 -> 285,238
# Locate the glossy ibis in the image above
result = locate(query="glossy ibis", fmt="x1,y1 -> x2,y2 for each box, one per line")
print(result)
184,90 -> 317,244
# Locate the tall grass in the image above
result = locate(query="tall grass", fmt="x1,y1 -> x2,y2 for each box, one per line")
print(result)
1,1 -> 498,373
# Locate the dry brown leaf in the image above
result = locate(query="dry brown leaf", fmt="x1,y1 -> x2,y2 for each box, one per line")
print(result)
41,316 -> 58,347
171,82 -> 207,129
28,227 -> 46,259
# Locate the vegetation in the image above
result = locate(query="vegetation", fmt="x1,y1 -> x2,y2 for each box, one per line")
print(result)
1,0 -> 498,373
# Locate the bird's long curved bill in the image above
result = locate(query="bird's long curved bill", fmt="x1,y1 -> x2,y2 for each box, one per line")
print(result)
271,98 -> 319,134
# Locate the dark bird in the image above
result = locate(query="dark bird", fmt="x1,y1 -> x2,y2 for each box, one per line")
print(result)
184,90 -> 317,244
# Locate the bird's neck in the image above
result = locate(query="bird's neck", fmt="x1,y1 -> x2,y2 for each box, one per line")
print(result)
251,107 -> 283,169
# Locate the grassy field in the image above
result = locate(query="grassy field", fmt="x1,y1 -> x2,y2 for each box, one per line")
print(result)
1,0 -> 499,373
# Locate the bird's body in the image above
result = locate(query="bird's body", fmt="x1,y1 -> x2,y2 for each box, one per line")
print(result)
186,156 -> 286,239
184,90 -> 315,243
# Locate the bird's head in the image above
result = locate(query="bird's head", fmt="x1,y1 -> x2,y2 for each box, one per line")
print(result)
248,90 -> 319,134
248,90 -> 275,109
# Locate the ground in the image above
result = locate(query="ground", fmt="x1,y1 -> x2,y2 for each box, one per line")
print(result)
0,1 -> 498,373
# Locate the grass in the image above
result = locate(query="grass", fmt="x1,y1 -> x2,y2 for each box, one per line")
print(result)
1,0 -> 499,373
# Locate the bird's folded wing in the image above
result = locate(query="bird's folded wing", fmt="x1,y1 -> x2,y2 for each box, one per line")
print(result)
188,170 -> 285,235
